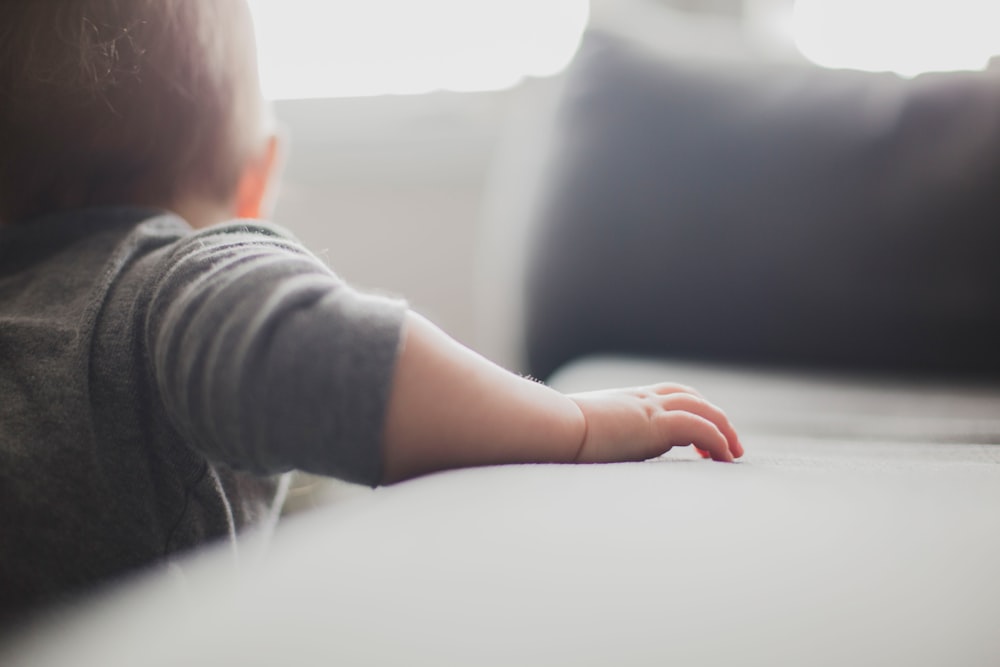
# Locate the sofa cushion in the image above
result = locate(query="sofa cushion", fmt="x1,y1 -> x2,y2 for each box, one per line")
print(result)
524,30 -> 1000,380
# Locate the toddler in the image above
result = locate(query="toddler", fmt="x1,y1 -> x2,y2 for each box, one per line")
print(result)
0,0 -> 742,625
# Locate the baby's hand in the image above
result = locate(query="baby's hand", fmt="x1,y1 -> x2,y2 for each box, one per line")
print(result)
569,384 -> 743,464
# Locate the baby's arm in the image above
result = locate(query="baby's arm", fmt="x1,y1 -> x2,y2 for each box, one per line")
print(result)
381,312 -> 743,483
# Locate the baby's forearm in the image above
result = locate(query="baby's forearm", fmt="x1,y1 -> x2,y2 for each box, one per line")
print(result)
381,312 -> 587,483
381,312 -> 743,483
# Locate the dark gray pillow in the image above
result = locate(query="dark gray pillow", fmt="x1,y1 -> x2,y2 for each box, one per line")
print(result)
524,30 -> 1000,380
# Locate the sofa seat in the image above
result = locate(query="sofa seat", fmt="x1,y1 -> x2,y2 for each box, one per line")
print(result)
5,357 -> 999,666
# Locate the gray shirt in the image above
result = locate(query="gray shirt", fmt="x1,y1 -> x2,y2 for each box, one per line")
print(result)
0,208 -> 405,625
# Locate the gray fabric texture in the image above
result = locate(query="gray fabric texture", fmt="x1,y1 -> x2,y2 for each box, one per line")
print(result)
0,208 -> 405,624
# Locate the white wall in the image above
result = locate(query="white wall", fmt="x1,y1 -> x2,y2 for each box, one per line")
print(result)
272,89 -> 519,353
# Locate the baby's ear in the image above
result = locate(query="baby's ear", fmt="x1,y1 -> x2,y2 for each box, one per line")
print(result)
234,131 -> 284,219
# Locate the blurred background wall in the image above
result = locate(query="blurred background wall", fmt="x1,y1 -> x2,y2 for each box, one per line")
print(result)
258,1 -> 789,369
254,0 -> 1000,372
271,89 -> 512,352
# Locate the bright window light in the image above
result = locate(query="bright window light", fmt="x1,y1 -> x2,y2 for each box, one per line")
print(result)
247,0 -> 590,100
793,0 -> 1000,77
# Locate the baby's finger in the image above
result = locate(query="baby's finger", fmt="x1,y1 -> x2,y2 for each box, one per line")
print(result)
658,393 -> 743,459
648,382 -> 705,399
652,412 -> 733,462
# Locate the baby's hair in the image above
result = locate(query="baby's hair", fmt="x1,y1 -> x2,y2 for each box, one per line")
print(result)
0,0 -> 261,224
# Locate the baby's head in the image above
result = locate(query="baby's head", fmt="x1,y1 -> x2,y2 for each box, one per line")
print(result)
0,0 -> 277,226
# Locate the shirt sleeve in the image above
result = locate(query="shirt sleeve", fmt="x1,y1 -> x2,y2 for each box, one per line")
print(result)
144,220 -> 406,486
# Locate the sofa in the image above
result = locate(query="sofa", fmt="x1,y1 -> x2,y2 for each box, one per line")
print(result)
4,5 -> 1000,666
